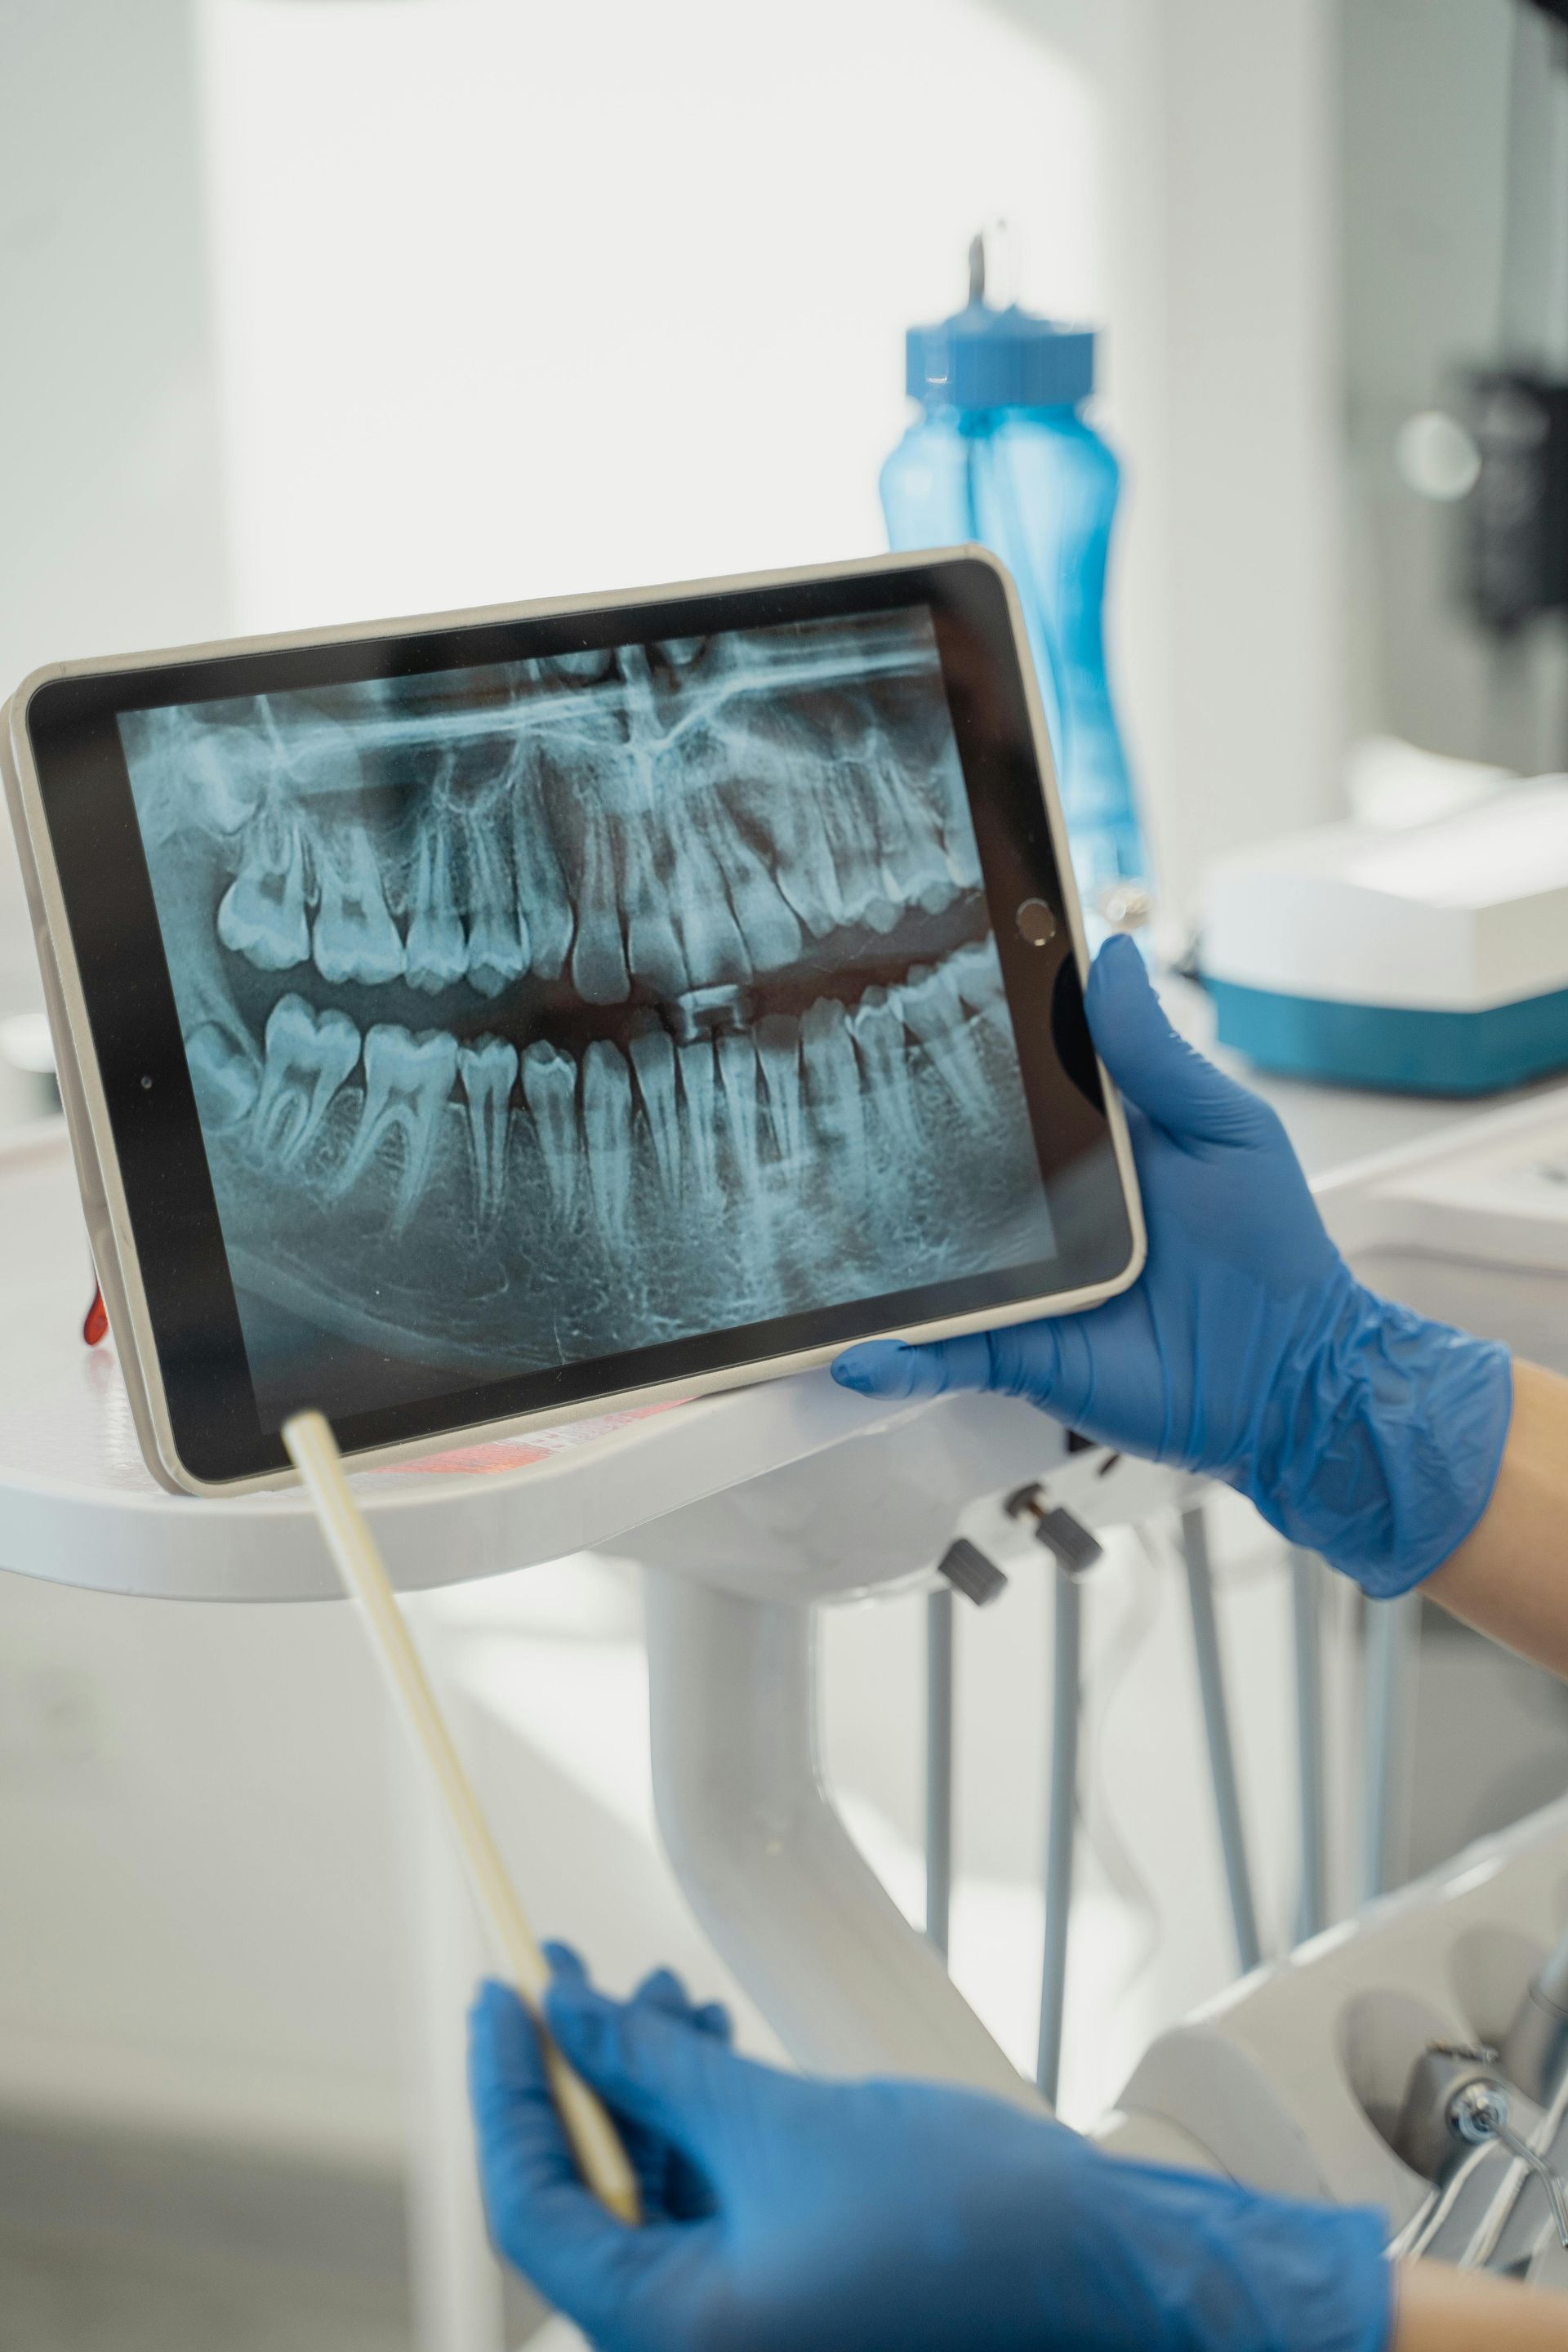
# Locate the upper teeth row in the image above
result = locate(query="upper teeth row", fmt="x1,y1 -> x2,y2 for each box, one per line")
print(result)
214,754 -> 979,1004
185,942 -> 1009,1238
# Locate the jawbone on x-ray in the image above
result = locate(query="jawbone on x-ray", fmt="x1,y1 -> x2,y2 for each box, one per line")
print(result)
119,610 -> 1055,1417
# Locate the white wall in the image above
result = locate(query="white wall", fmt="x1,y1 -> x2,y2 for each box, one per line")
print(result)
0,0 -> 230,1013
198,0 -> 1102,633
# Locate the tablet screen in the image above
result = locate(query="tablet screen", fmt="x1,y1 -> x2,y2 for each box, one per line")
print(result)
115,604 -> 1058,1429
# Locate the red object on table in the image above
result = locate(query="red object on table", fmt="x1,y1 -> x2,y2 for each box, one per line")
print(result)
82,1284 -> 108,1347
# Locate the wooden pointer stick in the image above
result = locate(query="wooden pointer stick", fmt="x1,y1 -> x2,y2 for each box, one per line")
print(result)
283,1409 -> 641,2225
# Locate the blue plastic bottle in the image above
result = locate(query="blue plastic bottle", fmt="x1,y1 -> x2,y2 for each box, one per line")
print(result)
881,255 -> 1150,933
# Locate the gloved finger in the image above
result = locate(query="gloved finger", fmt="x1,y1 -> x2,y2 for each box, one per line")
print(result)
831,1331 -> 1000,1398
467,1980 -> 644,2319
630,1971 -> 731,2043
632,1967 -> 694,2016
542,1940 -> 590,1989
546,1975 -> 764,2172
832,1321 -> 1098,1428
1085,936 -> 1276,1150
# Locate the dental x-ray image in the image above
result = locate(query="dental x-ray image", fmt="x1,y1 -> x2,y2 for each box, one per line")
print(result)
118,608 -> 1056,1426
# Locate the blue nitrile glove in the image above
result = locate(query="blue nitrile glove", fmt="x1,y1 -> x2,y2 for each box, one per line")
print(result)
469,1952 -> 1391,2352
833,935 -> 1512,1599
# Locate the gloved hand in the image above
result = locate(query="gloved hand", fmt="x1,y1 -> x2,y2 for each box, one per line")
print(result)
833,936 -> 1512,1597
469,1951 -> 1390,2352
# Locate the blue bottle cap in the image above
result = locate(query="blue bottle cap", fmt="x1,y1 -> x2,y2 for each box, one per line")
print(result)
905,301 -> 1095,411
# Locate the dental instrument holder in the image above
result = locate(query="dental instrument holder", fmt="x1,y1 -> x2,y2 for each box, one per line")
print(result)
1003,1476 -> 1102,2105
924,1533 -> 1009,1961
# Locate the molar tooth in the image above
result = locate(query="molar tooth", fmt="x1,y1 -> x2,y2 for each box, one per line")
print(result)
252,995 -> 360,1165
458,1036 -> 519,1229
185,1022 -> 260,1132
802,996 -> 866,1174
521,1039 -> 580,1216
510,779 -> 574,982
582,1040 -> 634,1245
313,826 -> 404,986
851,985 -> 920,1147
336,1023 -> 459,1233
621,822 -> 689,996
217,804 -> 310,971
629,1027 -> 681,1199
405,820 -> 468,995
669,804 -> 751,988
464,812 -> 529,1000
570,824 -> 630,1004
902,963 -> 992,1120
676,1038 -> 719,1200
755,1012 -> 804,1169
717,1030 -> 761,1191
708,811 -> 803,976
951,939 -> 1006,1011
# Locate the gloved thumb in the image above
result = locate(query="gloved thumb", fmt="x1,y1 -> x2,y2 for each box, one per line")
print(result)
546,1976 -> 751,2171
831,1320 -> 1096,1425
832,1330 -> 998,1400
1086,936 -> 1272,1149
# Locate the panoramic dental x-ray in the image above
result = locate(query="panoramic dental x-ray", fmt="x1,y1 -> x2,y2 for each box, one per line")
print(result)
119,609 -> 1053,1422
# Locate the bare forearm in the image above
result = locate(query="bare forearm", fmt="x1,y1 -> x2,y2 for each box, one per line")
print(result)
1424,1360 -> 1568,1678
1394,2257 -> 1568,2347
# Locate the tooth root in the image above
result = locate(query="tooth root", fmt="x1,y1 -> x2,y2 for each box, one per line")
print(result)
571,825 -> 630,1005
465,813 -> 529,1000
629,1027 -> 681,1199
851,986 -> 920,1148
802,996 -> 866,1172
218,807 -> 311,972
512,783 -> 574,982
405,822 -> 469,995
336,1024 -> 459,1233
677,1038 -> 719,1200
252,995 -> 361,1165
717,1030 -> 761,1191
708,812 -> 803,976
458,1036 -> 519,1228
621,824 -> 689,996
869,760 -> 957,916
824,787 -> 899,935
938,754 -> 983,889
186,1022 -> 261,1132
771,790 -> 848,939
902,964 -> 993,1120
755,1012 -> 804,1168
521,1039 -> 580,1215
670,808 -> 751,987
313,826 -> 404,985
582,1040 -> 634,1243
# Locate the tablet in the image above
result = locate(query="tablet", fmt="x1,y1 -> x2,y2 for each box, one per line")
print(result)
3,551 -> 1144,1494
